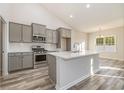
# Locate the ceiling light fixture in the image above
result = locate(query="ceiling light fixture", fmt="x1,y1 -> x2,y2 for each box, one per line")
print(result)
69,15 -> 73,18
86,4 -> 90,8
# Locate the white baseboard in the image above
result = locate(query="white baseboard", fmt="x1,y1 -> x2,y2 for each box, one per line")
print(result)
55,68 -> 100,90
94,69 -> 100,74
100,57 -> 124,61
55,73 -> 91,90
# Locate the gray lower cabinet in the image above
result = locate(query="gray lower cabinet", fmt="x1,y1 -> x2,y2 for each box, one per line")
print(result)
8,53 -> 22,72
22,53 -> 33,69
47,54 -> 56,83
9,22 -> 22,42
8,52 -> 33,72
22,25 -> 32,42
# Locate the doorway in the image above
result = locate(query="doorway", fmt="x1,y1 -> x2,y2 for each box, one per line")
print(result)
0,16 -> 5,76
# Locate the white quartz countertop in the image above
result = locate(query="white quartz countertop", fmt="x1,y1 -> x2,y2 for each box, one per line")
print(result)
47,50 -> 99,60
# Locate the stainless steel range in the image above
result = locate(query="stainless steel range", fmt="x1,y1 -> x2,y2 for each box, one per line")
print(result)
32,45 -> 47,68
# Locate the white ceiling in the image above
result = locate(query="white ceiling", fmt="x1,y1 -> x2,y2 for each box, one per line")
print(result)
42,3 -> 124,33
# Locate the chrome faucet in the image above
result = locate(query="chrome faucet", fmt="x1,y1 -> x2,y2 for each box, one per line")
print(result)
73,42 -> 80,52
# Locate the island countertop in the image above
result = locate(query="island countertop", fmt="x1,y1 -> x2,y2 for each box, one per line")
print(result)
47,50 -> 99,60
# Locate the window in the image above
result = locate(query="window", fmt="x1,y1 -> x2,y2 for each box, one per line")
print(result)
96,37 -> 104,46
96,36 -> 116,52
105,36 -> 115,45
96,36 -> 116,46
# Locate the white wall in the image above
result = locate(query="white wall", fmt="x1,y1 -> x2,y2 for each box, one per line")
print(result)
9,4 -> 70,29
89,26 -> 124,61
71,30 -> 88,50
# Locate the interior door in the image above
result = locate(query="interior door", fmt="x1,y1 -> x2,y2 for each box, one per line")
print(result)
0,20 -> 2,76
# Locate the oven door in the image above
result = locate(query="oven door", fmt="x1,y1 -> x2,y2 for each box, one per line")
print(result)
35,54 -> 46,63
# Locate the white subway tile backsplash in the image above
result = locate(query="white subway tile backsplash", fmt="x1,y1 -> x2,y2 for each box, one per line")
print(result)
8,43 -> 57,52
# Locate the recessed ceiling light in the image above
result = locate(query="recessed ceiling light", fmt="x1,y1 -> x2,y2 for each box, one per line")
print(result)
86,4 -> 90,8
69,15 -> 73,18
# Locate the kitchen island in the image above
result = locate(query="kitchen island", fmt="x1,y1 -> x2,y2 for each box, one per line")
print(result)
47,50 -> 100,90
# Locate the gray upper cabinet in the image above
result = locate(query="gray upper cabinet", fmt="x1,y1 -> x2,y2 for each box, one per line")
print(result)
32,23 -> 40,35
61,29 -> 67,38
39,24 -> 46,35
22,25 -> 32,42
22,53 -> 33,69
46,29 -> 53,43
46,29 -> 58,44
9,22 -> 32,43
57,27 -> 71,38
56,27 -> 71,50
52,30 -> 58,44
9,22 -> 22,42
32,23 -> 46,36
66,30 -> 71,38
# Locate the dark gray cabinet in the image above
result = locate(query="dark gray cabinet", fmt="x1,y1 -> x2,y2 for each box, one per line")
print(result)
8,52 -> 33,72
9,22 -> 22,42
32,23 -> 46,36
9,22 -> 32,43
22,25 -> 32,42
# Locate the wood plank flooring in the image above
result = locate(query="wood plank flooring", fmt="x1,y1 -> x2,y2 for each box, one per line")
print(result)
69,58 -> 124,90
0,58 -> 124,90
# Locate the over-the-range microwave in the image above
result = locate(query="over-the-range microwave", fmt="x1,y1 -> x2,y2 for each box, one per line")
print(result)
33,35 -> 46,43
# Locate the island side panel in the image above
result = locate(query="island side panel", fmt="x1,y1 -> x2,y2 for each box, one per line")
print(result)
47,54 -> 56,83
56,54 -> 99,90
92,54 -> 99,73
